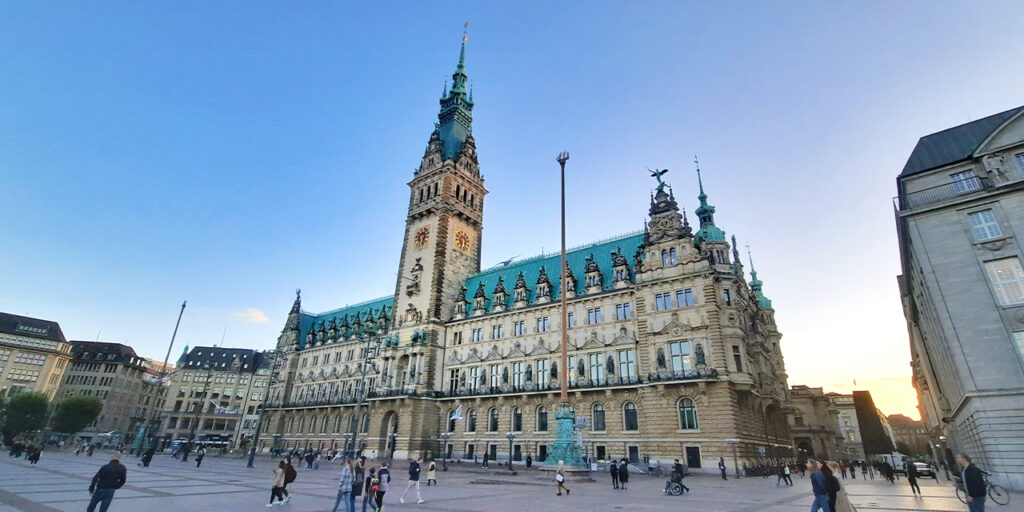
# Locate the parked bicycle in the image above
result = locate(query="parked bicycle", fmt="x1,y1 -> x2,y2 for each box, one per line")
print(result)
956,471 -> 1010,506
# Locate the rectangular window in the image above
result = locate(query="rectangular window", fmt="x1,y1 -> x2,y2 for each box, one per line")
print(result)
587,308 -> 602,324
669,341 -> 692,372
448,369 -> 459,394
1016,153 -> 1024,172
985,258 -> 1024,305
536,359 -> 549,387
676,288 -> 694,307
951,170 -> 981,192
655,292 -> 673,311
1014,332 -> 1024,365
489,364 -> 501,387
616,303 -> 632,320
567,312 -> 576,328
568,356 -> 577,385
452,332 -> 463,345
537,317 -> 549,332
968,210 -> 1002,241
491,325 -> 504,339
723,289 -> 732,306
732,345 -> 743,372
588,353 -> 605,382
513,321 -> 525,337
472,328 -> 483,342
512,362 -> 525,387
618,349 -> 636,380
468,366 -> 480,391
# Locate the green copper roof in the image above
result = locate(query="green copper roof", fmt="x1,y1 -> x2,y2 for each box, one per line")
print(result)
460,231 -> 645,316
747,253 -> 772,309
437,39 -> 474,160
299,296 -> 394,349
901,105 -> 1023,177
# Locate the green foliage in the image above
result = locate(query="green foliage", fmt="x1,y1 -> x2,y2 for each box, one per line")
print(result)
2,392 -> 49,442
51,396 -> 104,435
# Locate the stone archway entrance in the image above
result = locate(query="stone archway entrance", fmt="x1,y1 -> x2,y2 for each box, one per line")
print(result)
378,411 -> 399,459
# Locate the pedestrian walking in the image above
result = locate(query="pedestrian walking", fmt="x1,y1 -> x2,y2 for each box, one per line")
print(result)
957,454 -> 988,512
777,464 -> 787,486
808,460 -> 831,512
28,446 -> 41,465
618,459 -> 629,490
426,460 -> 436,486
195,446 -> 206,468
906,461 -> 921,496
281,457 -> 296,503
363,467 -> 378,512
481,451 -> 488,469
555,469 -> 569,496
862,463 -> 868,479
609,460 -> 619,489
849,461 -> 857,480
824,462 -> 841,512
399,457 -> 424,504
306,452 -> 315,470
525,454 -> 532,469
331,459 -> 354,512
87,453 -> 127,512
87,444 -> 95,457
352,458 -> 365,508
375,462 -> 391,510
784,464 -> 793,486
268,460 -> 287,507
719,457 -> 728,480
315,453 -> 322,471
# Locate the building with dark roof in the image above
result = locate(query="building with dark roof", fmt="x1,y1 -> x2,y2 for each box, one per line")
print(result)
59,341 -> 162,444
0,312 -> 72,398
895,105 -> 1024,490
261,37 -> 793,471
161,346 -> 272,450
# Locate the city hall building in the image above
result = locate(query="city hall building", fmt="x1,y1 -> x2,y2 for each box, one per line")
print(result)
263,40 -> 792,470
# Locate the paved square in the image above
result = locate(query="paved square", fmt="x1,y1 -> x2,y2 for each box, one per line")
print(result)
0,452 -> 1020,512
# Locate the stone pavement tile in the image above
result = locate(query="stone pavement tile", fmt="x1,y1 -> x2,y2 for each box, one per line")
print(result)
20,488 -> 151,502
1,483 -> 88,493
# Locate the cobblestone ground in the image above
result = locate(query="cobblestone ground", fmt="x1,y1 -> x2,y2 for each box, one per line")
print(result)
1,451 -> 1021,512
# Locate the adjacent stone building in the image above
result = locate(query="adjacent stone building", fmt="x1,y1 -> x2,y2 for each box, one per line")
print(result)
161,346 -> 271,450
887,414 -> 930,458
895,105 -> 1024,489
58,341 -> 153,444
0,312 -> 72,398
830,393 -> 866,460
787,386 -> 842,460
261,38 -> 793,471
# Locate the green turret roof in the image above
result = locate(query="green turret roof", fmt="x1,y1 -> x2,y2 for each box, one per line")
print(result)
747,251 -> 773,309
437,37 -> 474,160
693,165 -> 725,245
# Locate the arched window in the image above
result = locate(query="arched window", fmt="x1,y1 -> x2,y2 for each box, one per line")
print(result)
447,409 -> 457,432
321,414 -> 329,433
592,403 -> 606,431
623,402 -> 638,431
287,417 -> 294,433
361,413 -> 369,433
467,409 -> 477,432
309,415 -> 318,433
537,406 -> 548,431
512,407 -> 522,432
661,250 -> 669,267
298,416 -> 305,433
669,248 -> 678,265
488,408 -> 499,432
335,415 -> 343,433
678,398 -> 698,429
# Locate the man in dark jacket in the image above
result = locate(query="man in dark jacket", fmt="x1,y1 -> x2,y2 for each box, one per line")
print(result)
957,454 -> 987,512
88,453 -> 127,512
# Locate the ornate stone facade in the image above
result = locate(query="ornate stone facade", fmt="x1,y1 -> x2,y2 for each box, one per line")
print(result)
261,40 -> 792,471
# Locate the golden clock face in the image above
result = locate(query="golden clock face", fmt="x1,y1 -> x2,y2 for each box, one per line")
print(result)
453,228 -> 472,254
413,226 -> 430,250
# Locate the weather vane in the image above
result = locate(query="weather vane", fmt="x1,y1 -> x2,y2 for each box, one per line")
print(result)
463,22 -> 468,41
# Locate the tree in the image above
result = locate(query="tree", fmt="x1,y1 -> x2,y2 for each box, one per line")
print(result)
50,396 -> 104,438
2,392 -> 49,443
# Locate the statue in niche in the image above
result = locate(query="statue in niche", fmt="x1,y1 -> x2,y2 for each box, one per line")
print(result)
550,362 -> 558,380
695,343 -> 706,367
577,359 -> 585,380
406,258 -> 423,296
525,364 -> 533,382
657,348 -> 667,369
606,355 -> 615,376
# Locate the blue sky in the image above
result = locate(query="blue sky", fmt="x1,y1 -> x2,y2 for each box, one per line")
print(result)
3,1 -> 1023,417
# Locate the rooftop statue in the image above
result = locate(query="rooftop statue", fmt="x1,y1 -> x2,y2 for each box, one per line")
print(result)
649,168 -> 669,193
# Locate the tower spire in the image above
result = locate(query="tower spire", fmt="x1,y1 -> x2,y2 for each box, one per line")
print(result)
435,26 -> 475,160
693,155 -> 725,245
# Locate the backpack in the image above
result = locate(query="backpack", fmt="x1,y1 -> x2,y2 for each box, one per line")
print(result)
369,477 -> 380,492
284,464 -> 297,484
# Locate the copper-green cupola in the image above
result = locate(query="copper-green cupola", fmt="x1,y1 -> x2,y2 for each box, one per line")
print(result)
437,36 -> 474,160
693,164 -> 726,245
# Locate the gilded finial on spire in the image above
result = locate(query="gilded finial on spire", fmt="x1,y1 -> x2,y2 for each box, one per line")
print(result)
463,21 -> 469,41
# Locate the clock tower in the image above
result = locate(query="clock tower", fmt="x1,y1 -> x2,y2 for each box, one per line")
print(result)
394,37 -> 487,328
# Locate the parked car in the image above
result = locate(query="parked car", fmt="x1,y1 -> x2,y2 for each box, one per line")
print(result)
912,461 -> 936,479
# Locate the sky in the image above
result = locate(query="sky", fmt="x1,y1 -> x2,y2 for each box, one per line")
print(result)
3,1 -> 1023,420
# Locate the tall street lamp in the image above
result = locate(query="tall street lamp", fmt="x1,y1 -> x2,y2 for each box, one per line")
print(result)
439,432 -> 452,471
247,350 -> 283,468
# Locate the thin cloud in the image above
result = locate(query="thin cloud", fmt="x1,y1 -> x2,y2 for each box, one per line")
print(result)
232,308 -> 269,324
